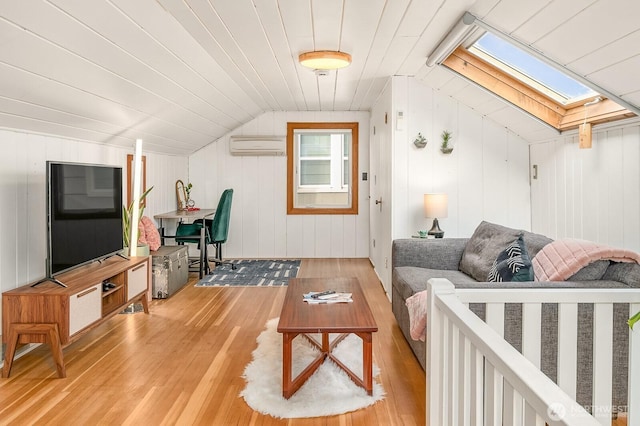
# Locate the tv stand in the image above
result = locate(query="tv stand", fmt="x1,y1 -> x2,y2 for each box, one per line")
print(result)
30,276 -> 68,288
2,255 -> 150,378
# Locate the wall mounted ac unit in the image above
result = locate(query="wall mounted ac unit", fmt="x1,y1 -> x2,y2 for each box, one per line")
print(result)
229,135 -> 286,156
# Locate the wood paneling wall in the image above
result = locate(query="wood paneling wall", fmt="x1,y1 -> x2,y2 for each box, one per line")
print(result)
530,121 -> 640,252
187,111 -> 370,259
367,76 -> 532,297
0,129 -> 187,336
395,77 -> 532,240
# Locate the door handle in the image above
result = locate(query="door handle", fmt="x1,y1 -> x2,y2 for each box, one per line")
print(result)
375,198 -> 382,205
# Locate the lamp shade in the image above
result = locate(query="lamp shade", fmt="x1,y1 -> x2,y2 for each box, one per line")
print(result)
299,51 -> 352,70
424,193 -> 448,218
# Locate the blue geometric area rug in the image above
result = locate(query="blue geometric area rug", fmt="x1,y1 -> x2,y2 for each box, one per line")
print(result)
195,259 -> 300,287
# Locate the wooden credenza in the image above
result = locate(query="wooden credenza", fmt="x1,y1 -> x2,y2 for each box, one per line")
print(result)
2,255 -> 151,378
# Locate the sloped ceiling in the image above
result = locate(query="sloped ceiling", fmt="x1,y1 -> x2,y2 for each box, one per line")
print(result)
0,0 -> 638,155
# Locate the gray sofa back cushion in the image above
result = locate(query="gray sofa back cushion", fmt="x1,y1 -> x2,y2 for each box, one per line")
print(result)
460,221 -> 553,282
602,261 -> 640,287
567,259 -> 610,281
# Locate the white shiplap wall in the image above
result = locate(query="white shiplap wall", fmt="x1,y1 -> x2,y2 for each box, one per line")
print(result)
187,111 -> 370,259
393,77 -> 532,240
530,120 -> 640,252
0,129 -> 187,305
367,76 -> 532,297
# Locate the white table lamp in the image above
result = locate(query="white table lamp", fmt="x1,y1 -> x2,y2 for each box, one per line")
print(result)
424,193 -> 448,238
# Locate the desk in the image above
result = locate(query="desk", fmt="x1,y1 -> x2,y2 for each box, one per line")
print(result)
154,209 -> 215,278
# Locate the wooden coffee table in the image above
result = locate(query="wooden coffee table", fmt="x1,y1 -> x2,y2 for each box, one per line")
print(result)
277,277 -> 378,399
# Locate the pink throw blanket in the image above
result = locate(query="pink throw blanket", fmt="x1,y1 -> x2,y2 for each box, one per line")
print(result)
406,290 -> 428,342
532,238 -> 640,281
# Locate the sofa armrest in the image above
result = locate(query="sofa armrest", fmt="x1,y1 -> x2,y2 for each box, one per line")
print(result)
392,238 -> 469,271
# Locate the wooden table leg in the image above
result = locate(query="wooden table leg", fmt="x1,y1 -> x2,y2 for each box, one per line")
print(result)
328,332 -> 374,395
361,332 -> 373,395
282,332 -> 294,398
2,326 -> 19,378
282,332 -> 326,399
45,324 -> 66,378
3,323 -> 66,379
139,293 -> 150,314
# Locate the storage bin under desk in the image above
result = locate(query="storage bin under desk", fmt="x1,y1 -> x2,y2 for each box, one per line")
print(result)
151,245 -> 189,299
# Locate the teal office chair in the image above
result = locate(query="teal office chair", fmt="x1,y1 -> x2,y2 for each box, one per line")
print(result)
175,188 -> 235,275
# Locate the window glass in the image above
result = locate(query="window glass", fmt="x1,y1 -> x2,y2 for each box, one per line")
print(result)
300,160 -> 330,185
300,134 -> 331,156
470,32 -> 597,105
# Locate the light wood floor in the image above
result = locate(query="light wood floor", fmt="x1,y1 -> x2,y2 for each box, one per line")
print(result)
0,259 -> 426,425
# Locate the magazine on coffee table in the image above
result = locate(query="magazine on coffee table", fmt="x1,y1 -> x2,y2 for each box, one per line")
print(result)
303,291 -> 353,304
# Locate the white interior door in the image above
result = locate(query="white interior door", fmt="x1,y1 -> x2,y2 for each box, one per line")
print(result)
369,119 -> 393,298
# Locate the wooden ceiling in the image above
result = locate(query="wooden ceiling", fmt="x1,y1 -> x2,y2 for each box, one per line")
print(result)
0,0 -> 639,155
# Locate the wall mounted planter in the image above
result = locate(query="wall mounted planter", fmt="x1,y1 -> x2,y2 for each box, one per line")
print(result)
413,133 -> 427,148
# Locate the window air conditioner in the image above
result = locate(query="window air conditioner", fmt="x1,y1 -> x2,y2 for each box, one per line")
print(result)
229,135 -> 286,156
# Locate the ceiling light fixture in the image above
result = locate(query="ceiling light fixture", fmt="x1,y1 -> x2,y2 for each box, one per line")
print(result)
299,50 -> 352,70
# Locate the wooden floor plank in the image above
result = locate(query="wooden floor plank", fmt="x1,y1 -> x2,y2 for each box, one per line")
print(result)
0,258 -> 425,425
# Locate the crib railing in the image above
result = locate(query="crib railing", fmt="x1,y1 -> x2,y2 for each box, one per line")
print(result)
426,278 -> 640,426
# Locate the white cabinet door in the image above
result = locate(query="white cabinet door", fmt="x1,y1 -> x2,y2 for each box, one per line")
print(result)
127,261 -> 148,300
69,283 -> 101,335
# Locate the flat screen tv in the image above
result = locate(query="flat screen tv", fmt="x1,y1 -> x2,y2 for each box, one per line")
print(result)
46,161 -> 124,278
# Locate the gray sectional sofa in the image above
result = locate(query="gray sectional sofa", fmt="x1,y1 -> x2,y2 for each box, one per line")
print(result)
391,221 -> 640,412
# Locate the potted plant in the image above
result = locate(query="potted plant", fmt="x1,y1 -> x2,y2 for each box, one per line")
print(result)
122,186 -> 154,254
440,130 -> 453,154
413,133 -> 427,148
185,182 -> 195,208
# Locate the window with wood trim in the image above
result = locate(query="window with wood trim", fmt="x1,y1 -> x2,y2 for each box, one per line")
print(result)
287,122 -> 358,215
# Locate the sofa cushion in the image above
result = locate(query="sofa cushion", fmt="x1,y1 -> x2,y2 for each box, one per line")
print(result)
523,232 -> 555,259
487,234 -> 534,282
392,238 -> 468,270
567,260 -> 610,281
460,221 -> 552,282
392,266 -> 477,302
461,221 -> 518,281
602,261 -> 640,287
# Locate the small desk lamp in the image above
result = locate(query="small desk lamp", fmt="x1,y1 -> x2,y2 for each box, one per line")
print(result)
424,193 -> 448,238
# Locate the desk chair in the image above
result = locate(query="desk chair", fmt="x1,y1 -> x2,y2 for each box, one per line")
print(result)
175,189 -> 235,275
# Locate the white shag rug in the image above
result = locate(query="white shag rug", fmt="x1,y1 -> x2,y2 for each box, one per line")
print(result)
240,318 -> 385,418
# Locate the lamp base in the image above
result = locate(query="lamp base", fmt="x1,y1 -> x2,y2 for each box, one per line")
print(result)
428,218 -> 445,238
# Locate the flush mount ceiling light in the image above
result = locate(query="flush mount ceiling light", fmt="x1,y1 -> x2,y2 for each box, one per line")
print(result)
298,50 -> 352,70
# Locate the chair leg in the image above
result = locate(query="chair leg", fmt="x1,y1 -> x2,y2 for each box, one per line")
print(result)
202,244 -> 211,275
211,242 -> 236,270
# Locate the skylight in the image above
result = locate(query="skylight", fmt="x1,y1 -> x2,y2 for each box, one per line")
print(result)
469,32 -> 597,106
432,12 -> 634,135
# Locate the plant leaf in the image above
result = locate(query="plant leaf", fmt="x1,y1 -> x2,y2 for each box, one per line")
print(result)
629,310 -> 640,330
122,186 -> 154,247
